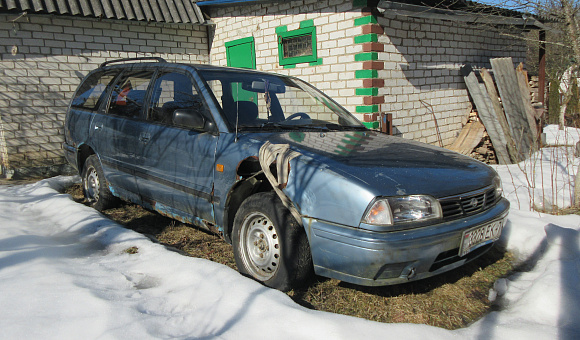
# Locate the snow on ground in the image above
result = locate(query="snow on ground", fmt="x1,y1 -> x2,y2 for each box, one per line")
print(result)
0,125 -> 579,339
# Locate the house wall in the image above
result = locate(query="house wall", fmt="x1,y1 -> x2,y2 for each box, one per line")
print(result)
0,13 -> 208,177
206,0 -> 527,146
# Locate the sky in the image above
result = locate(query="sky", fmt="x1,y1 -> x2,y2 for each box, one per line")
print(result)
0,125 -> 579,339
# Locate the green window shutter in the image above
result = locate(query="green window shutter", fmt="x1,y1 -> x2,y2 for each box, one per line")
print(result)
225,37 -> 256,69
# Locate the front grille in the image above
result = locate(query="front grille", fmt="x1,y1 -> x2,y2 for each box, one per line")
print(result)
439,186 -> 499,220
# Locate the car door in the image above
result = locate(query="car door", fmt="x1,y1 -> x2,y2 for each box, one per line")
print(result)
134,69 -> 219,223
89,69 -> 155,202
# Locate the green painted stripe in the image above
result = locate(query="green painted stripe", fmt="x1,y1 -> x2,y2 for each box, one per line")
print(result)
344,134 -> 359,140
283,64 -> 296,69
354,15 -> 378,26
355,69 -> 378,79
275,25 -> 288,34
309,58 -> 323,66
362,121 -> 380,129
341,139 -> 360,146
300,19 -> 314,28
354,33 -> 378,44
335,149 -> 349,156
356,87 -> 379,96
345,134 -> 363,140
355,52 -> 378,61
356,105 -> 379,113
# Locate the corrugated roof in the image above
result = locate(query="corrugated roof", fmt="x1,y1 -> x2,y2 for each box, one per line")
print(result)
0,0 -> 206,23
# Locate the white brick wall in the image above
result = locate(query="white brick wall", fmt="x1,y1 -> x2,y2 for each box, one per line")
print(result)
377,14 -> 526,146
207,0 -> 528,148
0,14 -> 208,173
208,0 -> 363,112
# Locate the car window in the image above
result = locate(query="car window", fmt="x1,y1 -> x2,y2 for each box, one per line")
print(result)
199,70 -> 363,131
107,70 -> 154,118
71,70 -> 119,110
149,72 -> 212,129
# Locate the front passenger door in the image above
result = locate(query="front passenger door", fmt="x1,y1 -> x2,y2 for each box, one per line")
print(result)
135,70 -> 219,223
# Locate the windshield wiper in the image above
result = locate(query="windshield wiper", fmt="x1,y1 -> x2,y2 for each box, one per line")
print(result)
258,122 -> 303,130
306,123 -> 368,131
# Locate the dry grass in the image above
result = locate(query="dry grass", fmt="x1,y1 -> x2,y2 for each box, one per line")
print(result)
65,183 -> 514,330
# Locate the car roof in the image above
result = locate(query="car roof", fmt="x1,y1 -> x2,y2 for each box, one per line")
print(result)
97,60 -> 289,78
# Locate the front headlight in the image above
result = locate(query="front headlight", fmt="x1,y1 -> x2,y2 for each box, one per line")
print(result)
362,195 -> 442,229
493,176 -> 503,198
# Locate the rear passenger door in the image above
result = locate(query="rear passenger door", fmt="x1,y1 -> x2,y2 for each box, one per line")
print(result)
134,70 -> 219,223
89,69 -> 155,202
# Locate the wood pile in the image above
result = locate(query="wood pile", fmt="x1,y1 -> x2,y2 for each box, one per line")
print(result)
455,57 -> 542,164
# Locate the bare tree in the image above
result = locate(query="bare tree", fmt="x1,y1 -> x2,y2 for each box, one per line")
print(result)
483,0 -> 580,129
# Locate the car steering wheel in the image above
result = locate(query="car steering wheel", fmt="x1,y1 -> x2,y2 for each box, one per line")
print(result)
283,112 -> 311,121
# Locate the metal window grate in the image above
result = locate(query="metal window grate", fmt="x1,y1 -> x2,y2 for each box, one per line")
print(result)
282,35 -> 313,59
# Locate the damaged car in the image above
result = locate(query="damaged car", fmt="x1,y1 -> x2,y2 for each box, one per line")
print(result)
64,58 -> 510,291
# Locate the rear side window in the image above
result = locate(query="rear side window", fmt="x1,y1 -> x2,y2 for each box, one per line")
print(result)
71,70 -> 118,110
107,70 -> 154,118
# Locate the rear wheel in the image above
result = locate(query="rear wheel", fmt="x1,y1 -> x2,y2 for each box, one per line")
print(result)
233,192 -> 313,291
82,155 -> 118,211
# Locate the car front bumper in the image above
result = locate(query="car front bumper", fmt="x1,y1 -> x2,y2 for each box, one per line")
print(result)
303,198 -> 510,286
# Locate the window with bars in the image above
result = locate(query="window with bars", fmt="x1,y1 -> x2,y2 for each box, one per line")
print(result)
277,26 -> 317,66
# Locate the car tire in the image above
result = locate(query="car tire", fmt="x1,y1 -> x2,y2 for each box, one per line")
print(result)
82,155 -> 118,211
233,192 -> 313,292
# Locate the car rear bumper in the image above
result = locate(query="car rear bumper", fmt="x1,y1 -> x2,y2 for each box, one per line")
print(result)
303,198 -> 510,286
62,142 -> 78,171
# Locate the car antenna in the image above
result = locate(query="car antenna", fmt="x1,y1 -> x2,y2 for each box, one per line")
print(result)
235,93 -> 239,143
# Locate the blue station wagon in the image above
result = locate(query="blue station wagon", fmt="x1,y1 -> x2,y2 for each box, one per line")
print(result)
64,58 -> 509,291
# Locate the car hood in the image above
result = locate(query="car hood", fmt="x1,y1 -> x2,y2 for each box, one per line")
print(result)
246,130 -> 497,198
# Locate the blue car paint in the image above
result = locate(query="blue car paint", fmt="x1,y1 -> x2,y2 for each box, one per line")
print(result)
64,62 -> 509,287
208,130 -> 509,285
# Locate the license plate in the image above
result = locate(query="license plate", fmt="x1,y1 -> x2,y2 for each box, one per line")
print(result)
459,219 -> 504,257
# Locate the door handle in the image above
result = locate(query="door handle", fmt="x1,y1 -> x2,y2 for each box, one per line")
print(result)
94,123 -> 103,130
139,132 -> 151,143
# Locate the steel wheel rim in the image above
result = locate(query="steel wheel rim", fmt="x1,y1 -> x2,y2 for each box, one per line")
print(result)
239,212 -> 280,281
85,167 -> 100,203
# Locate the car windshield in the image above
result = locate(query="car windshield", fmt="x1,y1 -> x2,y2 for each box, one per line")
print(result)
198,70 -> 365,131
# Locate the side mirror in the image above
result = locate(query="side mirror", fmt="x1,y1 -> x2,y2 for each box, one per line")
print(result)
172,109 -> 205,130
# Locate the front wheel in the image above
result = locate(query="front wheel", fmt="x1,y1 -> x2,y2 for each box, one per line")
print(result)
233,192 -> 313,291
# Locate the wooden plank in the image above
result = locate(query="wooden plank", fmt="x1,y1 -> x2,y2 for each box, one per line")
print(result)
461,64 -> 511,164
480,68 -> 523,163
516,63 -> 539,139
490,57 -> 534,159
449,121 -> 485,155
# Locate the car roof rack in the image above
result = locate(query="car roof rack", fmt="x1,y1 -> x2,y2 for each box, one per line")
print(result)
100,57 -> 167,68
